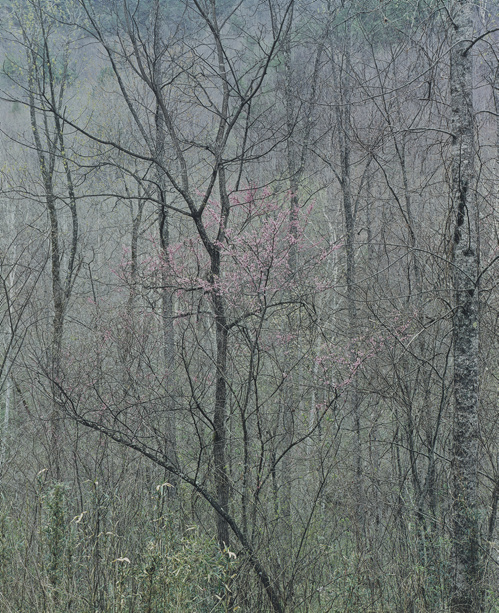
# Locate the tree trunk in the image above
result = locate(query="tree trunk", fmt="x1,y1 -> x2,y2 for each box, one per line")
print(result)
211,253 -> 230,549
153,0 -> 178,500
330,7 -> 364,538
282,26 -> 297,556
450,2 -> 481,610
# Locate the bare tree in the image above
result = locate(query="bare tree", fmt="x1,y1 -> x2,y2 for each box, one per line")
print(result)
2,0 -> 82,480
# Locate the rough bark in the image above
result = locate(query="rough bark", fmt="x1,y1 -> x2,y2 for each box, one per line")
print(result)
450,2 -> 481,610
211,172 -> 231,549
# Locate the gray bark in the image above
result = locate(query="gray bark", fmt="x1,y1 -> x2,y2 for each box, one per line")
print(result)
282,21 -> 296,555
27,24 -> 79,480
211,171 -> 231,549
280,9 -> 326,562
450,2 -> 482,610
153,0 -> 179,500
330,7 -> 364,537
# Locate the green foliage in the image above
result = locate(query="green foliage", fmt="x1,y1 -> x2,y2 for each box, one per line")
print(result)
42,483 -> 77,611
0,506 -> 15,593
138,524 -> 234,612
98,65 -> 116,85
0,482 -> 237,613
2,57 -> 23,82
45,484 -> 67,594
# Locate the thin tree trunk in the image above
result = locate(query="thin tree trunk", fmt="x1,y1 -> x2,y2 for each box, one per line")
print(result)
26,16 -> 80,482
0,204 -> 17,476
210,171 -> 231,549
211,253 -> 230,549
282,27 -> 296,555
280,11 -> 326,564
153,0 -> 178,500
330,8 -> 364,538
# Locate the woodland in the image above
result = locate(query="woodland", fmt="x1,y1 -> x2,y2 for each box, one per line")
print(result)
0,0 -> 497,611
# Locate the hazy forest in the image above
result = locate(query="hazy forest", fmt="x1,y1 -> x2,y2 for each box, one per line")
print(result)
0,0 -> 498,611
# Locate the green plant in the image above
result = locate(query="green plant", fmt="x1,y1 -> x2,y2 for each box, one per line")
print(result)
138,524 -> 234,612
